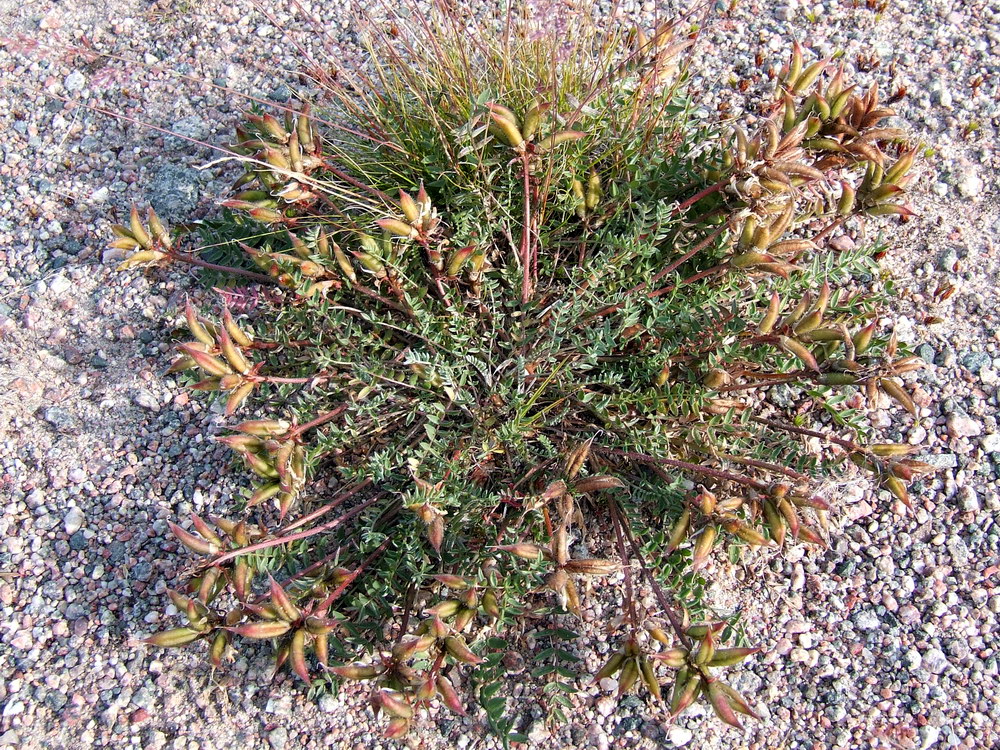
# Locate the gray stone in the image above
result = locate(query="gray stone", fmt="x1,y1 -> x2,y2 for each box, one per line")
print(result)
917,343 -> 937,364
982,434 -> 1000,453
267,727 -> 288,750
947,413 -> 982,438
49,273 -> 72,295
922,647 -> 950,675
264,693 -> 293,716
922,453 -> 958,469
957,486 -> 980,512
962,351 -> 991,374
133,389 -> 160,411
270,84 -> 292,102
945,536 -> 969,566
853,609 -> 881,631
956,169 -> 984,198
937,249 -> 959,272
667,727 -> 693,746
826,704 -> 847,722
64,507 -> 85,534
920,725 -> 941,748
148,164 -> 201,221
769,383 -> 797,408
64,71 -> 86,92
40,406 -> 78,433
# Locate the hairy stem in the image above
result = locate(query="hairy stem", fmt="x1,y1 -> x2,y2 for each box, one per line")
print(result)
596,447 -> 770,492
520,152 -> 534,305
749,415 -> 860,452
169,250 -> 276,285
288,404 -> 349,439
672,178 -> 729,214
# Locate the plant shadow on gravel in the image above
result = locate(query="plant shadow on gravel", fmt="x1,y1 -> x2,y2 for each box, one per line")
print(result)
107,0 -> 933,742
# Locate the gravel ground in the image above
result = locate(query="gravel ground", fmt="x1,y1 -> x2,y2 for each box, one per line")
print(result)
1,0 -> 998,748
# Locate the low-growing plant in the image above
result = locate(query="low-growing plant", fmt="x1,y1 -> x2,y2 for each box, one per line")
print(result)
115,1 -> 930,740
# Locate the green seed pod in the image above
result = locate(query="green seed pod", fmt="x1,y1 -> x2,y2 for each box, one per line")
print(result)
793,60 -> 826,94
829,86 -> 855,118
147,207 -> 172,249
209,630 -> 228,667
489,112 -> 525,149
595,650 -> 626,681
585,170 -> 602,211
672,672 -> 702,715
870,443 -> 914,457
129,205 -> 153,249
331,663 -> 381,680
376,218 -> 418,238
762,499 -> 785,546
878,377 -> 916,415
640,657 -> 661,701
781,91 -> 797,132
144,627 -> 204,648
332,242 -> 357,283
617,657 -> 640,695
228,620 -> 291,639
691,526 -> 717,569
819,373 -> 859,385
778,335 -> 819,372
535,130 -> 585,151
707,678 -> 743,728
738,215 -> 758,249
786,41 -> 803,86
884,149 -> 917,185
355,252 -> 388,279
399,190 -> 420,224
521,98 -> 543,140
666,509 -> 690,553
447,245 -> 476,276
793,308 -> 824,335
487,103 -> 519,127
757,291 -> 781,334
654,648 -> 689,668
444,635 -> 483,664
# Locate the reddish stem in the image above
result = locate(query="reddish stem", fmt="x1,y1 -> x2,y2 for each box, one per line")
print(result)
608,501 -> 638,628
254,372 -> 334,384
206,495 -> 381,568
717,453 -> 810,482
595,447 -> 770,492
520,152 -> 534,305
813,216 -> 847,244
649,225 -> 728,286
282,479 -> 375,533
749,416 -> 859,452
585,226 -> 728,321
169,251 -> 275,285
672,179 -> 729,214
287,404 -> 349,439
316,537 -> 393,611
613,499 -> 692,649
649,263 -> 726,299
